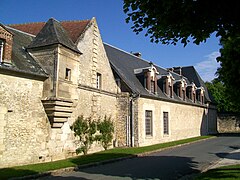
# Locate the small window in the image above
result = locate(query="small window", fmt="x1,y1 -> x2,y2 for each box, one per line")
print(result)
145,110 -> 153,136
0,39 -> 4,63
150,80 -> 155,93
169,85 -> 173,98
65,68 -> 71,81
96,73 -> 101,89
182,89 -> 185,101
163,112 -> 169,135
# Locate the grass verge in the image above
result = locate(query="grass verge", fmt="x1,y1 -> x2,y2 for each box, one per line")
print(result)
195,164 -> 240,180
0,135 -> 212,179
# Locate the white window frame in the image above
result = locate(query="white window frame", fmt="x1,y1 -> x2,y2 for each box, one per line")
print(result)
145,110 -> 153,136
0,40 -> 4,63
163,112 -> 169,135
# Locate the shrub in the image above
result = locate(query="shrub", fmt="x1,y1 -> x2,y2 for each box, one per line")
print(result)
96,116 -> 114,150
71,115 -> 97,155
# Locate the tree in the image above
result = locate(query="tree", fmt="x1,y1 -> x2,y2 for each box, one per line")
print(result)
216,35 -> 240,109
71,115 -> 97,155
123,0 -> 240,109
205,79 -> 239,113
96,116 -> 114,150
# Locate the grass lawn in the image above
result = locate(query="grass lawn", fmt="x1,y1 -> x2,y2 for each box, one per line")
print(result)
195,164 -> 240,180
0,135 -> 212,179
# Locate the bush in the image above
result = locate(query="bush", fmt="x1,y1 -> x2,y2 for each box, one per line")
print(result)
71,115 -> 97,155
96,116 -> 114,150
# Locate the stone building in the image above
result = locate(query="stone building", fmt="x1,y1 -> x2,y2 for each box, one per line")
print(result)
0,17 -> 217,168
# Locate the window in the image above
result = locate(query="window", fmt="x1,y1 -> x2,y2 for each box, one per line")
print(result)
182,89 -> 186,101
145,110 -> 153,136
0,39 -> 4,63
163,112 -> 169,135
96,73 -> 101,89
65,68 -> 71,81
150,80 -> 155,93
169,85 -> 173,98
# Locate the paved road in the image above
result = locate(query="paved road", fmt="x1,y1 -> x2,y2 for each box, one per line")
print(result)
40,135 -> 240,180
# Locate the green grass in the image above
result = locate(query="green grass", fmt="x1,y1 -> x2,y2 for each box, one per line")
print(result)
0,135 -> 212,179
195,164 -> 240,180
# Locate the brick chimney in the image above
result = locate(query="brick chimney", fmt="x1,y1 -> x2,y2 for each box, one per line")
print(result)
0,24 -> 13,64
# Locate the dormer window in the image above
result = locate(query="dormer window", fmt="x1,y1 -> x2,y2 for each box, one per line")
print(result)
174,79 -> 187,100
196,87 -> 205,104
187,83 -> 197,102
0,39 -> 4,63
134,62 -> 159,94
160,73 -> 174,98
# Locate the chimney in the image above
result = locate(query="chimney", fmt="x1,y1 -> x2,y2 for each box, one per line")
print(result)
173,67 -> 182,75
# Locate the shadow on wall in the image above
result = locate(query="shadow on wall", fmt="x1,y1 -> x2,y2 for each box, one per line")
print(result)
50,155 -> 200,180
200,111 -> 208,135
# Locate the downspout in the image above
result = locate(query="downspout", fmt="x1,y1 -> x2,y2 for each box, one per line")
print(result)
130,93 -> 140,147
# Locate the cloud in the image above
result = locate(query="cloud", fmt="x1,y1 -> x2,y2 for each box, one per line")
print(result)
195,51 -> 220,82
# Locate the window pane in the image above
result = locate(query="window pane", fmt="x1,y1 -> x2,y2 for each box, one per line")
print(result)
145,110 -> 152,136
96,73 -> 101,89
163,112 -> 169,134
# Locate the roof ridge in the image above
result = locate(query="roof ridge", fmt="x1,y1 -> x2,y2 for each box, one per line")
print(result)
60,19 -> 91,23
7,22 -> 45,26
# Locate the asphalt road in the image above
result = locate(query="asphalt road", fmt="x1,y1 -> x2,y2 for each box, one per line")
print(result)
39,135 -> 240,180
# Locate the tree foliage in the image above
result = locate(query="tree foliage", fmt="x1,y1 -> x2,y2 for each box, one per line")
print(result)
216,35 -> 240,109
123,0 -> 240,45
71,115 -> 97,155
123,0 -> 240,109
96,116 -> 114,150
205,79 -> 240,113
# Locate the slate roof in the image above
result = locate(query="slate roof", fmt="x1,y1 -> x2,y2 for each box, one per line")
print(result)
28,18 -> 81,53
9,19 -> 91,43
181,66 -> 211,102
104,43 -> 210,104
0,25 -> 48,78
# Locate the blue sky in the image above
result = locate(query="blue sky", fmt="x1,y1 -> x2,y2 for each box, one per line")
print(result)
0,0 -> 220,81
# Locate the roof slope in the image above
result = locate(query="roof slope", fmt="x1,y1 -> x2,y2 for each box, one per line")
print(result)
1,26 -> 48,77
181,66 -> 211,102
28,18 -> 80,53
104,43 -> 182,99
9,20 -> 91,43
104,43 -> 210,104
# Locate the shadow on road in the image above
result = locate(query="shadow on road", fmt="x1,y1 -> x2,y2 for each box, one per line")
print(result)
44,155 -> 200,180
217,133 -> 240,137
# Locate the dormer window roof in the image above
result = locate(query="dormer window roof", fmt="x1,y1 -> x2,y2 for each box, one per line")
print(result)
134,62 -> 159,94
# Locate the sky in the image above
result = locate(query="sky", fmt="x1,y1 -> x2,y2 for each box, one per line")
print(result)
0,0 -> 221,82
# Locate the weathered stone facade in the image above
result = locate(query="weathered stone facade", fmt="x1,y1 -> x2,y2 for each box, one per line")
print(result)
0,17 -> 217,168
0,73 -> 50,167
217,113 -> 240,133
136,97 -> 211,146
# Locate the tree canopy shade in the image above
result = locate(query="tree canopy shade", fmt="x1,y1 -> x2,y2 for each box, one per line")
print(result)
123,0 -> 240,45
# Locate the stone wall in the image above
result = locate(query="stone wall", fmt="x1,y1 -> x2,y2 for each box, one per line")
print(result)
116,93 -> 130,147
136,97 -> 211,147
217,113 -> 240,133
0,73 -> 50,168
